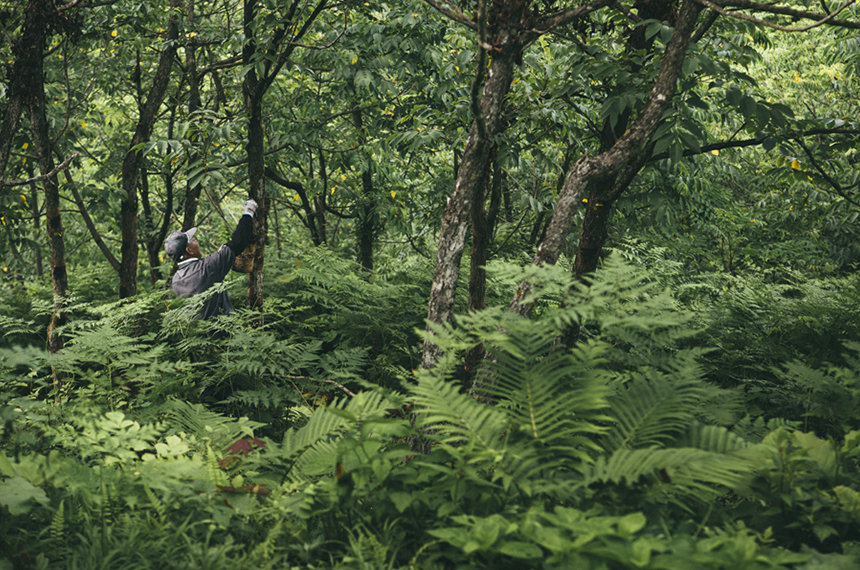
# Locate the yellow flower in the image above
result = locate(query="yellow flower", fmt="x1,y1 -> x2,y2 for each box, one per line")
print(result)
791,159 -> 801,170
21,142 -> 28,150
793,74 -> 801,82
293,194 -> 300,201
80,120 -> 86,128
390,190 -> 397,198
111,29 -> 118,38
711,149 -> 719,156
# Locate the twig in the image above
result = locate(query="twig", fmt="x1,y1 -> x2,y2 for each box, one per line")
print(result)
697,0 -> 858,31
2,153 -> 80,187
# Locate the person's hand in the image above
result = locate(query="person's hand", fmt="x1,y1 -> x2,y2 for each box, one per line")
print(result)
243,199 -> 258,216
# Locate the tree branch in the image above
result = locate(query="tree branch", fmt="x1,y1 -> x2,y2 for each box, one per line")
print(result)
422,0 -> 476,29
703,0 -> 860,30
648,128 -> 860,161
528,0 -> 613,41
2,152 -> 79,187
796,137 -> 860,208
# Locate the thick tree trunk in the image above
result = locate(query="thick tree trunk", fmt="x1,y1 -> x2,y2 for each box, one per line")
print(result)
118,0 -> 180,298
245,89 -> 267,309
421,47 -> 520,368
243,0 -> 267,309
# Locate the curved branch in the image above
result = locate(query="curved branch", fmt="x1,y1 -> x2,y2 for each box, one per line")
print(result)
2,152 -> 79,187
648,127 -> 860,161
422,0 -> 476,29
703,0 -> 860,30
796,137 -> 860,208
528,0 -> 613,42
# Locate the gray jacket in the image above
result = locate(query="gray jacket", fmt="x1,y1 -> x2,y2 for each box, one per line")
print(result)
170,214 -> 254,320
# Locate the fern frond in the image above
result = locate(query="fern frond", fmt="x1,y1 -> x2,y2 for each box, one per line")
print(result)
480,333 -> 611,462
604,373 -> 707,450
270,390 -> 393,479
580,446 -> 754,497
410,372 -> 507,451
162,399 -> 263,448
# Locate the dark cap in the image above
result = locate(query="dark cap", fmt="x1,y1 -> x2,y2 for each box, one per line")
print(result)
164,227 -> 197,262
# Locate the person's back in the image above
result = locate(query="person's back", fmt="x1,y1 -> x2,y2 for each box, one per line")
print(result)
165,199 -> 257,320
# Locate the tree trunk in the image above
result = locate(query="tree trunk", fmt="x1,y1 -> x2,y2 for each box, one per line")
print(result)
182,0 -> 203,231
421,44 -> 520,368
352,107 -> 377,271
29,178 -> 43,277
26,21 -> 67,361
463,171 -> 494,386
243,0 -> 267,309
510,0 -> 703,316
118,0 -> 181,298
0,0 -> 48,186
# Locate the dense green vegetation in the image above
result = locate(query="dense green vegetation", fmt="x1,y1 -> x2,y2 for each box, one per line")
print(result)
1,0 -> 859,568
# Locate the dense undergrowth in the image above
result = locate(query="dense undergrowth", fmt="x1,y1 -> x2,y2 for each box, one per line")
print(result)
1,246 -> 859,569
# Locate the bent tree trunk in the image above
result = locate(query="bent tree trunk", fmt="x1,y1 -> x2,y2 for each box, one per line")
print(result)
510,0 -> 704,315
118,0 -> 180,298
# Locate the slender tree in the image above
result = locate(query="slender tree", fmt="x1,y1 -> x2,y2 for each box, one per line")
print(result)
118,0 -> 181,298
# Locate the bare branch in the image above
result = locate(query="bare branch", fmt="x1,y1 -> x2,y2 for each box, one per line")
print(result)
796,137 -> 860,207
648,127 -> 860,161
528,0 -> 613,41
700,0 -> 860,30
423,0 -> 476,29
2,152 -> 79,187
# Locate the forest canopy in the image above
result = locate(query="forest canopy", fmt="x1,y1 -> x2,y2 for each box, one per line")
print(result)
1,0 -> 859,568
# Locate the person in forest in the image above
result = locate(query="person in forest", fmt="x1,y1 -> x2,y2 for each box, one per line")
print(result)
164,199 -> 258,320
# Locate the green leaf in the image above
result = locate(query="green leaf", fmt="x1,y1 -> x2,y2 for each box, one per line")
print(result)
497,541 -> 544,559
389,491 -> 413,512
740,95 -> 756,120
0,476 -> 49,515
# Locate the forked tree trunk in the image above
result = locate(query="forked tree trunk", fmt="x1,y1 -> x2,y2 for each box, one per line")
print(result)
510,0 -> 703,315
421,44 -> 520,368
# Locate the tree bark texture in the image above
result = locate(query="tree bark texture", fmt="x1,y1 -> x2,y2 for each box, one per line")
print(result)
352,107 -> 377,271
0,0 -> 51,186
182,0 -> 203,231
118,0 -> 180,298
421,5 -> 523,368
243,0 -> 266,309
510,0 -> 704,315
29,180 -> 43,276
25,15 -> 68,357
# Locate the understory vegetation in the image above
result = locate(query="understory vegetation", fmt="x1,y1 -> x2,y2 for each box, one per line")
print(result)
2,0 -> 859,567
2,246 -> 860,568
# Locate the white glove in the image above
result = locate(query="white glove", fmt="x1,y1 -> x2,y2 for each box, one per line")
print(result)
243,199 -> 258,216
